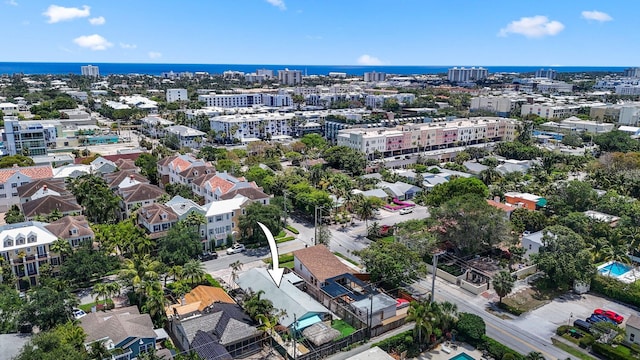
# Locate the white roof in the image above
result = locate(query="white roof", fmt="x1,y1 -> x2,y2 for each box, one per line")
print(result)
504,192 -> 541,201
0,222 -> 57,252
165,125 -> 206,137
204,196 -> 248,217
52,164 -> 92,179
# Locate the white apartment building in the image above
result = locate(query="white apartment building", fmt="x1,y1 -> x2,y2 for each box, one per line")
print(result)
559,117 -> 615,133
166,88 -> 188,103
0,165 -> 54,212
624,68 -> 640,78
536,81 -> 573,93
535,69 -> 557,80
80,65 -> 99,77
198,93 -> 262,108
278,69 -> 302,85
616,85 -> 640,96
619,105 -> 640,126
0,102 -> 19,115
365,93 -> 415,109
447,67 -> 488,82
209,112 -> 298,142
337,130 -> 387,157
257,69 -> 274,78
470,96 -> 516,117
521,103 -> 581,119
262,94 -> 293,107
165,125 -> 206,149
140,116 -> 175,138
3,117 -> 60,156
364,71 -> 386,82
204,196 -> 248,246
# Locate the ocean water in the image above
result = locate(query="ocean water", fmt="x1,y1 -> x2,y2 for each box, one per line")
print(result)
0,62 -> 630,76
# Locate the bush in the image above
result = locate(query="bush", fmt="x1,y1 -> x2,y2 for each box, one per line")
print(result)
556,325 -> 571,336
276,236 -> 296,244
497,302 -> 525,316
592,342 -> 636,360
372,330 -> 420,358
591,274 -> 640,308
456,313 -> 486,346
579,334 -> 594,349
203,274 -> 221,288
479,336 -> 524,360
286,225 -> 299,234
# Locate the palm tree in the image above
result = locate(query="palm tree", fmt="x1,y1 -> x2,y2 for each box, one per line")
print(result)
479,168 -> 503,186
407,301 -> 432,345
91,282 -> 110,307
256,313 -> 279,356
184,212 -> 206,232
367,222 -> 382,239
525,352 -> 545,360
87,340 -> 111,360
492,270 -> 515,304
243,290 -> 274,320
354,195 -> 382,230
439,301 -> 458,333
182,259 -> 206,286
142,288 -> 169,325
602,243 -> 631,276
51,238 -> 73,259
106,282 -> 121,302
169,265 -> 183,282
119,254 -> 161,294
229,260 -> 243,288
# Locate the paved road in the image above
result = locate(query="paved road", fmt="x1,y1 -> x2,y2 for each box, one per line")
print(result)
412,277 -> 574,360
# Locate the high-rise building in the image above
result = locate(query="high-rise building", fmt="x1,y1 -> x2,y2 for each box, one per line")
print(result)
277,69 -> 302,85
535,68 -> 557,80
80,65 -> 99,77
623,67 -> 640,78
447,67 -> 488,82
363,71 -> 386,82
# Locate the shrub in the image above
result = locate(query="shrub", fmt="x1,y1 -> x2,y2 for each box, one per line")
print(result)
479,336 -> 524,360
592,342 -> 636,360
203,274 -> 221,288
556,325 -> 570,336
591,274 -> 640,308
373,330 -> 415,355
286,225 -> 299,234
456,313 -> 486,346
579,334 -> 594,349
276,236 -> 296,244
497,302 -> 525,316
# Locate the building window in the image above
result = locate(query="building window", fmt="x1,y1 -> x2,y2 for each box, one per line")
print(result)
632,334 -> 636,342
11,183 -> 17,188
0,184 -> 3,190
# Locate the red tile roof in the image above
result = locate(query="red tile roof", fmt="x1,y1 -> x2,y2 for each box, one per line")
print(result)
206,176 -> 235,195
486,199 -> 516,212
0,165 -> 53,183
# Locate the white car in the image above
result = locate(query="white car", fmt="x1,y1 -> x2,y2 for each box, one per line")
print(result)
226,243 -> 246,255
399,208 -> 414,215
73,308 -> 87,319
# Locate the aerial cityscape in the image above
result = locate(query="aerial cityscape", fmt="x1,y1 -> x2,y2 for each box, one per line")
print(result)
1,2 -> 640,360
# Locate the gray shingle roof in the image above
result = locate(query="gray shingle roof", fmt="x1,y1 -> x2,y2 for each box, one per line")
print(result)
80,306 -> 156,346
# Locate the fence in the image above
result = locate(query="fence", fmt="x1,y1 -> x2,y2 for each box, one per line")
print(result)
371,317 -> 407,337
511,264 -> 537,279
459,278 -> 490,295
293,329 -> 368,360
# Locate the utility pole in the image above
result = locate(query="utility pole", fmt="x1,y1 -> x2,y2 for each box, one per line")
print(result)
283,191 -> 288,227
314,205 -> 318,246
431,252 -> 443,304
293,314 -> 298,360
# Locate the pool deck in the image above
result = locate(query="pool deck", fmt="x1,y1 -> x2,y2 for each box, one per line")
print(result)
597,261 -> 639,284
413,342 -> 483,360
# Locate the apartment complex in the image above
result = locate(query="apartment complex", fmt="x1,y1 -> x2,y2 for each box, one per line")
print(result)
535,68 -> 557,80
166,88 -> 188,103
363,71 -> 386,82
470,96 -> 519,117
337,117 -> 517,157
277,69 -> 303,85
80,65 -> 100,77
209,112 -> 299,142
447,67 -> 488,82
520,103 -> 581,119
0,165 -> 54,212
624,67 -> 640,78
3,117 -> 61,156
197,93 -> 293,108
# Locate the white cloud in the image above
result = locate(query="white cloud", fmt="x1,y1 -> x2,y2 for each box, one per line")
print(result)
498,16 -> 564,38
266,0 -> 285,10
581,10 -> 612,22
357,54 -> 384,66
6,0 -> 18,6
120,42 -> 137,49
148,51 -> 162,59
88,16 -> 105,25
73,34 -> 113,51
43,4 -> 90,23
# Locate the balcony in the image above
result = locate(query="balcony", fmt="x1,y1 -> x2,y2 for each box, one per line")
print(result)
37,253 -> 48,259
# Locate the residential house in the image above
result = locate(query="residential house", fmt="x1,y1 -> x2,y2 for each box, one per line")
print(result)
44,215 -> 94,248
346,347 -> 395,360
0,165 -> 53,212
521,230 -> 555,259
236,268 -> 331,331
21,195 -> 82,221
166,285 -> 236,319
203,196 -> 248,248
0,221 -> 60,290
496,160 -> 532,175
351,189 -> 389,203
140,116 -> 175,138
90,156 -> 118,174
118,183 -> 166,219
172,303 -> 261,359
377,181 -> 422,200
625,315 -> 640,345
219,187 -> 270,205
114,158 -> 140,172
321,273 -> 399,328
164,195 -> 207,239
157,154 -> 211,188
18,178 -> 68,204
462,161 -> 489,174
165,125 -> 206,149
178,164 -> 216,188
199,172 -> 260,203
52,164 -> 92,179
486,199 -> 516,219
104,171 -> 150,191
584,210 -> 620,227
293,245 -> 354,289
504,192 -> 546,211
80,306 -> 158,360
137,203 -> 179,239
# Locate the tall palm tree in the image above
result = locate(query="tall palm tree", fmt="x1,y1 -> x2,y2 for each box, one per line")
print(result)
243,290 -> 274,320
354,195 -> 382,230
406,301 -> 435,346
492,270 -> 515,304
106,282 -> 121,301
439,301 -> 458,333
91,282 -> 110,306
169,265 -> 183,282
50,238 -> 73,259
142,288 -> 169,322
119,254 -> 161,293
182,259 -> 206,286
256,313 -> 279,356
229,260 -> 243,288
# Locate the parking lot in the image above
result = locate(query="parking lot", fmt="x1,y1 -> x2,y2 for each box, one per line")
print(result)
511,292 -> 636,341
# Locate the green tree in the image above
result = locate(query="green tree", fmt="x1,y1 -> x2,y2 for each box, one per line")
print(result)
357,241 -> 423,288
91,282 -> 111,306
18,285 -> 78,331
14,323 -> 87,360
353,195 -> 383,230
406,300 -> 433,345
157,221 -> 202,266
0,155 -> 35,168
510,208 -> 547,234
455,313 -> 486,345
59,244 -> 119,285
561,132 -> 583,147
68,174 -> 120,224
229,260 -> 243,288
0,284 -> 22,333
426,177 -> 489,207
492,271 -> 515,304
593,130 -> 640,153
300,133 -> 327,150
119,254 -> 161,295
243,290 -> 274,320
199,146 -> 228,161
182,259 -> 206,285
4,204 -> 25,224
135,153 -> 159,185
322,145 -> 367,176
238,202 -> 282,246
525,352 -> 545,360
165,183 -> 199,201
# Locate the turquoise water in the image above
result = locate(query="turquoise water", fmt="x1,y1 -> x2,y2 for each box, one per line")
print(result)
450,353 -> 475,360
599,262 -> 632,277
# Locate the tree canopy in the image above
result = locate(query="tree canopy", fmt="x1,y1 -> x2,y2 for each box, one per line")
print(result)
60,244 -> 120,285
322,146 -> 367,176
0,155 -> 35,168
357,240 -> 423,288
68,174 -> 120,224
426,177 -> 489,207
157,221 -> 202,266
18,285 -> 78,331
594,130 -> 640,153
238,202 -> 282,246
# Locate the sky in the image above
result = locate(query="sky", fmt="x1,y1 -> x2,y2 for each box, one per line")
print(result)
0,0 -> 637,66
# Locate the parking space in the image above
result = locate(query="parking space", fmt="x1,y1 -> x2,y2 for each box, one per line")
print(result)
511,292 -> 636,341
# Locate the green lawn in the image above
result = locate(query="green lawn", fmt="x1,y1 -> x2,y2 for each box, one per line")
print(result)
379,236 -> 395,243
79,299 -> 114,313
333,252 -> 360,267
551,338 -> 596,360
281,261 -> 295,269
332,319 -> 356,339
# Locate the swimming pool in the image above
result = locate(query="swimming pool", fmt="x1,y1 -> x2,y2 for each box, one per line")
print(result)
450,352 -> 475,360
598,261 -> 632,277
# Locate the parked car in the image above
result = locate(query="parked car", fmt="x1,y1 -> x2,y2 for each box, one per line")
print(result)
198,251 -> 218,261
73,308 -> 87,320
226,243 -> 246,255
399,208 -> 413,215
594,308 -> 624,324
573,319 -> 592,333
590,314 -> 616,325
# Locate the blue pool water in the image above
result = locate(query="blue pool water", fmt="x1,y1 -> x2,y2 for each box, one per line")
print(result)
450,353 -> 475,360
599,262 -> 632,277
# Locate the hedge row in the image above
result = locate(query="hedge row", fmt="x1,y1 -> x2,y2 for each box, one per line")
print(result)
478,335 -> 524,360
592,342 -> 636,360
591,275 -> 640,308
372,330 -> 421,358
497,301 -> 525,316
276,236 -> 296,244
286,225 -> 300,234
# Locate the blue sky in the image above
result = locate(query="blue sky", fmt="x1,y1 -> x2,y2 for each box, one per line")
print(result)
0,0 -> 637,66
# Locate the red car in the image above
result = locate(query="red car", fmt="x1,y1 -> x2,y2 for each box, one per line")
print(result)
594,309 -> 624,324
